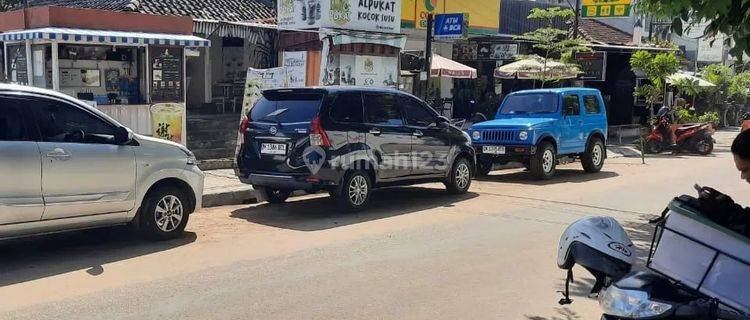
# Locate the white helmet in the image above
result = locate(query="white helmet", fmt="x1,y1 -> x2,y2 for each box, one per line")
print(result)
556,216 -> 635,304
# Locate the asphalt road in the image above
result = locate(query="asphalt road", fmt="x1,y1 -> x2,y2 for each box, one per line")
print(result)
1,130 -> 746,320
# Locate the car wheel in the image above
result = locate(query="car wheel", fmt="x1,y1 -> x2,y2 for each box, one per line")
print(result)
264,188 -> 292,204
445,157 -> 473,194
477,158 -> 493,176
530,141 -> 556,180
581,138 -> 605,173
140,186 -> 190,241
336,170 -> 372,211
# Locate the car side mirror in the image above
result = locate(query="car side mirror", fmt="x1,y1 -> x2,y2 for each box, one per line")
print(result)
114,126 -> 134,145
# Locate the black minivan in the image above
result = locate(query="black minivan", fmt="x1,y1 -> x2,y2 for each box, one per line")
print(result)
235,87 -> 476,210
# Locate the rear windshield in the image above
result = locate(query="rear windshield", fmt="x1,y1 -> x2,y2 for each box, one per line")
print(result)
499,93 -> 558,115
250,93 -> 323,124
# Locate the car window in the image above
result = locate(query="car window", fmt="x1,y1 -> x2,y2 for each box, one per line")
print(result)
250,93 -> 323,124
330,92 -> 364,123
31,98 -> 117,144
400,96 -> 436,127
364,93 -> 403,126
499,93 -> 558,115
0,96 -> 31,142
583,95 -> 601,114
563,94 -> 581,116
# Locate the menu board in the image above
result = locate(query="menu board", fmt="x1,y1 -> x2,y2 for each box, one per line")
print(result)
6,45 -> 28,85
575,51 -> 607,81
60,69 -> 101,87
149,46 -> 184,102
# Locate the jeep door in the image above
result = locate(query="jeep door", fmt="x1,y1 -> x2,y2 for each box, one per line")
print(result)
560,94 -> 585,154
582,94 -> 607,139
363,93 -> 412,180
399,94 -> 451,177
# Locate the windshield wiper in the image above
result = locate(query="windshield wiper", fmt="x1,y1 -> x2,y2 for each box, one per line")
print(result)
260,108 -> 289,124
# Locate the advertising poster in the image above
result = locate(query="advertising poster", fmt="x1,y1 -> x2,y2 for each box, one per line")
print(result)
340,54 -> 356,86
235,67 -> 288,157
278,0 -> 401,33
352,55 -> 398,88
149,46 -> 184,102
491,43 -> 519,60
6,45 -> 28,85
319,42 -> 341,86
151,103 -> 186,145
283,51 -> 308,88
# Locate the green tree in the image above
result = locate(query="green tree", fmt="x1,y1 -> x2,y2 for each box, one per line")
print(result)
635,0 -> 750,57
0,0 -> 22,12
514,7 -> 591,88
728,71 -> 750,123
672,77 -> 702,108
630,50 -> 680,115
703,64 -> 733,125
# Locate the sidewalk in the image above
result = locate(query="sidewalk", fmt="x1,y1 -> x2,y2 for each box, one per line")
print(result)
202,169 -> 258,208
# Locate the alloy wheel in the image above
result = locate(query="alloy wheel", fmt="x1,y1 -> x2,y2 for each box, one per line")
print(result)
155,195 -> 184,233
542,149 -> 554,173
455,162 -> 470,190
348,175 -> 368,206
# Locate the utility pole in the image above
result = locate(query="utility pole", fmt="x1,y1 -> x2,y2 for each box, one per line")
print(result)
572,0 -> 581,39
422,13 -> 434,100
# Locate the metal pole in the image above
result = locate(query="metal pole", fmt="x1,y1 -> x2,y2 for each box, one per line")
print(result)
572,0 -> 581,39
422,13 -> 434,99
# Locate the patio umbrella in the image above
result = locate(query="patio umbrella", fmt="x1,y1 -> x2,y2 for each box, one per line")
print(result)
430,54 -> 477,79
494,56 -> 578,80
667,71 -> 715,87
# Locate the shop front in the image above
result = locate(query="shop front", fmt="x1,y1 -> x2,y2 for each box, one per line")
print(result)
0,7 -> 209,145
276,0 -> 406,89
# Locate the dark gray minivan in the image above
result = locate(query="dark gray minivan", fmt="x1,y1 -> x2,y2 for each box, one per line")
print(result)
236,87 -> 476,211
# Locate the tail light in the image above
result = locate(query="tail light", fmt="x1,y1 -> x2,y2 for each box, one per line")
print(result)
310,115 -> 331,148
238,116 -> 250,145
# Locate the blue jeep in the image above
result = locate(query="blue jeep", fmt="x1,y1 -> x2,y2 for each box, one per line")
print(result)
468,88 -> 608,180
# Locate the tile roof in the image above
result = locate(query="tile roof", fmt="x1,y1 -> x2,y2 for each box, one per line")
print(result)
23,0 -> 276,23
576,18 -> 634,46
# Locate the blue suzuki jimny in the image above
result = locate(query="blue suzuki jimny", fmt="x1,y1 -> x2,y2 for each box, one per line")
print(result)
468,88 -> 608,180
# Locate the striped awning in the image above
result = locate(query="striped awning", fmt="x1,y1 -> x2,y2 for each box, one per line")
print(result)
0,27 -> 210,47
319,28 -> 407,49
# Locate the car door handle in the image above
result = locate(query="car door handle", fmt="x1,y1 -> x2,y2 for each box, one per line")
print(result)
413,130 -> 424,137
46,148 -> 71,160
369,128 -> 382,136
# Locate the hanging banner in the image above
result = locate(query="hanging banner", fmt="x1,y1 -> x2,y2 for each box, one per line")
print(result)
151,103 -> 186,145
581,0 -> 631,18
283,51 -> 308,88
278,0 -> 401,33
234,67 -> 288,157
319,41 -> 341,86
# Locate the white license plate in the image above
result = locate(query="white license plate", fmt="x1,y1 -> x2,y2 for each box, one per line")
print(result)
483,146 -> 506,155
260,143 -> 287,155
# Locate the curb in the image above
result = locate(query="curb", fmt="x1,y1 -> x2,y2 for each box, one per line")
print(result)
202,187 -> 259,208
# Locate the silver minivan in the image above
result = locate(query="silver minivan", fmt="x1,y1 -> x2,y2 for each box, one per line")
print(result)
0,84 -> 204,241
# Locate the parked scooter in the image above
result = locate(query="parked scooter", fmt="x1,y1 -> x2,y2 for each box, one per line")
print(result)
643,108 -> 715,155
556,196 -> 750,320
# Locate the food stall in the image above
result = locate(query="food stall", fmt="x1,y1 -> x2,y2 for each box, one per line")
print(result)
0,7 -> 210,145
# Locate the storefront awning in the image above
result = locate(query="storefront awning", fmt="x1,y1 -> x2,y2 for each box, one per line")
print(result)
319,28 -> 407,49
0,27 -> 210,47
431,54 -> 477,79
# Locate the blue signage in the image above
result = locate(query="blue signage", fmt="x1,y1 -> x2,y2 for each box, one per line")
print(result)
434,13 -> 467,39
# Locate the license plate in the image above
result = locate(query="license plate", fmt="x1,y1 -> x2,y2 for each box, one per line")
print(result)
260,143 -> 287,155
483,145 -> 506,155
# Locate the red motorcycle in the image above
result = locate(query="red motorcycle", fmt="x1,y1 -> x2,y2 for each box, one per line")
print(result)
643,110 -> 715,155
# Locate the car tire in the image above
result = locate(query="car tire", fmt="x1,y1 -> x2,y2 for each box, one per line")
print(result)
336,170 -> 372,211
581,138 -> 605,173
264,188 -> 292,204
139,186 -> 191,241
477,158 -> 493,176
530,141 -> 556,180
445,157 -> 473,194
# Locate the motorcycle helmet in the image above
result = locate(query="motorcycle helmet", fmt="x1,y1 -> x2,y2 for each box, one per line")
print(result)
556,217 -> 635,304
656,106 -> 671,118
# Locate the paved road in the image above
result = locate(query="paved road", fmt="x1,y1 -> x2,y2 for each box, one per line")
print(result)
1,130 -> 746,320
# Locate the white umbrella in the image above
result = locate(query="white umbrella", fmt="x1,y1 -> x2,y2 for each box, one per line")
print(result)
494,56 -> 578,80
430,54 -> 477,79
667,71 -> 715,87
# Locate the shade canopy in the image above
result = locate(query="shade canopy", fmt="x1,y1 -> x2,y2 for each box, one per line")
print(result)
430,54 -> 477,79
667,71 -> 716,87
494,56 -> 577,80
0,27 -> 210,47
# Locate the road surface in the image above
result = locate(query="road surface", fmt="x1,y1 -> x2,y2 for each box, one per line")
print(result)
0,130 -> 745,320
